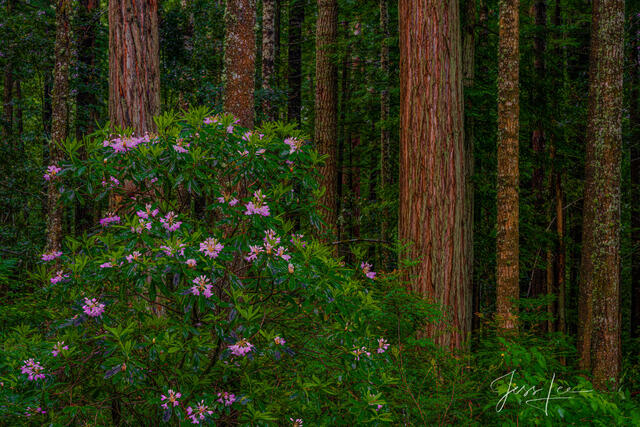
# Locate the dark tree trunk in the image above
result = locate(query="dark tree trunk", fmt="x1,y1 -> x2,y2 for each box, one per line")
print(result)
15,80 -> 22,136
46,0 -> 72,254
77,0 -> 99,139
632,8 -> 640,340
578,0 -> 623,390
315,0 -> 339,235
2,1 -> 13,138
43,73 -> 53,137
496,0 -> 520,332
109,0 -> 161,134
288,0 -> 304,124
262,0 -> 276,120
398,0 -> 471,350
379,0 -> 392,269
224,0 -> 256,128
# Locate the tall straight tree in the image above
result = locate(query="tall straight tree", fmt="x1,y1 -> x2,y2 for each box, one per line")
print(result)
315,0 -> 338,234
46,0 -> 71,254
288,0 -> 304,124
632,10 -> 640,340
224,0 -> 256,128
398,0 -> 471,349
262,0 -> 276,120
379,0 -> 391,268
109,0 -> 160,134
578,0 -> 623,390
496,0 -> 520,332
2,0 -> 13,138
77,0 -> 99,139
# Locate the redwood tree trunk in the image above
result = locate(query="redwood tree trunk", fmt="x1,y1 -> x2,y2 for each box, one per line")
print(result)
496,0 -> 520,332
262,0 -> 276,120
287,0 -> 304,124
46,0 -> 72,254
578,0 -> 623,390
224,0 -> 256,128
632,11 -> 640,340
315,0 -> 339,235
109,0 -> 160,134
398,0 -> 471,350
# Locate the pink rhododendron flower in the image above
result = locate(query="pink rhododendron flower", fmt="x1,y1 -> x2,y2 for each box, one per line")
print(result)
160,242 -> 186,257
102,176 -> 120,188
137,203 -> 159,219
131,218 -> 152,234
255,148 -> 266,155
290,418 -> 303,427
377,338 -> 389,354
244,190 -> 270,216
229,339 -> 254,357
284,137 -> 303,154
41,250 -> 62,261
361,262 -> 376,279
43,164 -> 62,181
238,149 -> 249,157
229,198 -> 239,206
50,270 -> 69,284
24,407 -> 46,417
274,336 -> 286,345
186,258 -> 197,268
52,341 -> 68,357
104,134 -> 150,153
262,229 -> 280,254
21,359 -> 45,381
245,245 -> 264,262
226,124 -> 234,134
290,233 -> 307,248
82,297 -> 105,318
186,401 -> 213,424
160,389 -> 182,409
275,246 -> 291,261
191,275 -> 213,298
217,391 -> 236,407
160,212 -> 182,232
99,262 -> 114,268
173,137 -> 190,153
99,213 -> 120,227
126,251 -> 142,263
199,237 -> 223,258
352,346 -> 371,361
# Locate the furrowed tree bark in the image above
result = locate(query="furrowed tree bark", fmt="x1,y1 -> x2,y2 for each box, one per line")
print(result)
287,0 -> 304,124
46,0 -> 72,254
463,0 -> 477,330
379,0 -> 391,269
262,0 -> 276,120
109,0 -> 160,135
578,0 -> 623,390
496,0 -> 520,332
632,11 -> 640,339
315,0 -> 339,235
224,0 -> 256,128
398,0 -> 471,350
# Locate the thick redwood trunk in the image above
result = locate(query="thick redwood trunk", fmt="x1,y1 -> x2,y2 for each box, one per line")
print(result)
109,0 -> 160,134
315,0 -> 339,235
287,0 -> 304,124
578,0 -> 623,390
224,0 -> 256,128
398,0 -> 470,350
46,0 -> 72,254
262,0 -> 276,120
496,0 -> 520,332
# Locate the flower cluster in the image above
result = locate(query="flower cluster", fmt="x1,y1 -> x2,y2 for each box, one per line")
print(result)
173,137 -> 190,153
199,237 -> 224,259
52,341 -> 69,357
216,391 -> 236,407
50,270 -> 69,284
352,346 -> 372,361
377,338 -> 390,354
244,190 -> 270,216
131,218 -> 152,234
284,137 -> 303,154
43,164 -> 61,181
82,297 -> 105,318
159,211 -> 182,232
21,359 -> 45,381
290,418 -> 303,427
361,261 -> 376,279
99,213 -> 121,227
41,250 -> 62,261
24,407 -> 47,417
191,275 -> 213,298
186,401 -> 213,424
137,203 -> 159,219
228,339 -> 254,357
217,194 -> 239,206
245,229 -> 291,262
101,175 -> 120,188
274,336 -> 286,345
103,134 -> 151,153
160,389 -> 182,409
126,251 -> 142,263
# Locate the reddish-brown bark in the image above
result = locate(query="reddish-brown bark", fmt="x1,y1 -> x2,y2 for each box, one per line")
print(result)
398,0 -> 471,350
315,0 -> 339,235
224,0 -> 256,128
496,0 -> 520,332
262,0 -> 276,120
46,0 -> 72,254
578,0 -> 623,390
632,12 -> 640,340
109,0 -> 160,135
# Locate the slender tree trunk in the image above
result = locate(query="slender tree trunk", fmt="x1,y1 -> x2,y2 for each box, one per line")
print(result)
287,0 -> 304,124
496,0 -> 520,332
315,0 -> 339,235
43,74 -> 53,137
15,80 -> 22,137
109,0 -> 160,134
224,0 -> 256,128
578,0 -> 623,390
262,0 -> 276,120
77,0 -> 99,139
379,0 -> 392,269
274,0 -> 281,92
46,0 -> 72,254
631,9 -> 640,339
2,0 -> 13,139
398,0 -> 470,350
463,0 -> 477,330
531,0 -> 547,303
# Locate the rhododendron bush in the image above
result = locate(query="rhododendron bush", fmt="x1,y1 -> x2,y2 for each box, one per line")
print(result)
0,109 -> 412,425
